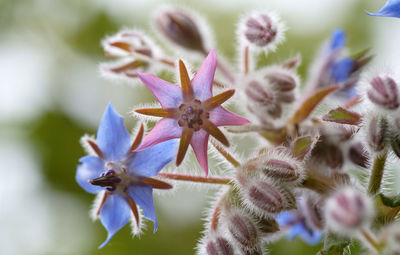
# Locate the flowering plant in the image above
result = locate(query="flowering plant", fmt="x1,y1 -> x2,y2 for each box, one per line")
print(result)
75,2 -> 400,254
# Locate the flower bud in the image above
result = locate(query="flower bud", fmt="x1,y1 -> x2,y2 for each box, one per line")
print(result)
225,210 -> 260,249
261,159 -> 301,183
367,75 -> 399,110
239,11 -> 284,52
366,115 -> 388,153
153,6 -> 207,53
325,187 -> 373,235
266,70 -> 297,92
254,215 -> 280,236
348,142 -> 369,168
300,196 -> 324,230
237,175 -> 296,215
205,236 -> 234,255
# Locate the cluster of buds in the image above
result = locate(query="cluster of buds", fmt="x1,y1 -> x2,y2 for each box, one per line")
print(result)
366,75 -> 399,111
244,66 -> 299,124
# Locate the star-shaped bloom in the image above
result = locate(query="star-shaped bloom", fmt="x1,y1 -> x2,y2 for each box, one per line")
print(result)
134,49 -> 250,174
276,211 -> 322,245
76,103 -> 178,248
366,0 -> 400,18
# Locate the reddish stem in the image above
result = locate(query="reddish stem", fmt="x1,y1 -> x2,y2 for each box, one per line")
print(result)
158,172 -> 232,185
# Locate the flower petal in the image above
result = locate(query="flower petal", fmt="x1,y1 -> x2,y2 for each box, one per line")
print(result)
137,72 -> 183,108
329,29 -> 346,51
331,58 -> 354,83
190,129 -> 209,175
366,0 -> 400,18
76,156 -> 105,194
127,185 -> 158,231
127,139 -> 178,177
97,103 -> 131,161
209,106 -> 250,127
135,118 -> 182,151
191,49 -> 217,101
99,194 -> 131,248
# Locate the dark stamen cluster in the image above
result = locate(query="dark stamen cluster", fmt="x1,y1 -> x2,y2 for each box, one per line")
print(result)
177,99 -> 209,131
90,169 -> 122,192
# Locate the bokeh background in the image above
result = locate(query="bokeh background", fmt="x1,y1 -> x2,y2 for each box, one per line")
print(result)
1,0 -> 400,254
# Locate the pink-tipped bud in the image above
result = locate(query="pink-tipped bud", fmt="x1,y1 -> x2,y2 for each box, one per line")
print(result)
367,75 -> 399,110
367,115 -> 388,153
245,80 -> 275,106
325,187 -> 373,235
261,159 -> 301,183
240,11 -> 284,51
226,211 -> 260,249
154,7 -> 207,53
205,236 -> 234,255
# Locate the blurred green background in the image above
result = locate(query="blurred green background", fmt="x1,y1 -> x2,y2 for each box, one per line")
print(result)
1,0 -> 399,254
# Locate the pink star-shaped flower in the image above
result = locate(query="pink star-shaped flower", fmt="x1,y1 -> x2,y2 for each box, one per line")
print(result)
135,49 -> 250,174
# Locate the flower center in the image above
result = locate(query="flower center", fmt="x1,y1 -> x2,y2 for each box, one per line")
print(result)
89,162 -> 138,192
177,99 -> 209,131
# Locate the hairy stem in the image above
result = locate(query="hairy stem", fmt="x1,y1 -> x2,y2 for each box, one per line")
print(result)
368,150 -> 388,195
210,139 -> 241,167
158,172 -> 232,185
360,228 -> 380,252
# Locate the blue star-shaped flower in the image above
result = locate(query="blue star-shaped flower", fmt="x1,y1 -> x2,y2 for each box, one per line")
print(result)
76,103 -> 178,248
276,211 -> 323,245
367,0 -> 400,18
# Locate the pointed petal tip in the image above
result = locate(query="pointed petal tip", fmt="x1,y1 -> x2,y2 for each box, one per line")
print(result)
98,234 -> 113,249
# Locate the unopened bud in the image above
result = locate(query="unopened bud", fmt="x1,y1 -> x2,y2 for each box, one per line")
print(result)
245,80 -> 274,105
367,75 -> 399,110
266,71 -> 297,92
348,142 -> 369,168
205,236 -> 234,255
240,11 -> 284,51
301,197 -> 324,230
281,54 -> 302,70
367,115 -> 388,153
242,178 -> 296,215
325,187 -> 373,235
312,140 -> 344,169
226,211 -> 260,249
154,6 -> 207,53
254,215 -> 280,236
261,159 -> 301,183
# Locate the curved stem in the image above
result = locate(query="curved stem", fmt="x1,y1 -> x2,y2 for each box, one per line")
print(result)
368,150 -> 388,195
158,172 -> 232,185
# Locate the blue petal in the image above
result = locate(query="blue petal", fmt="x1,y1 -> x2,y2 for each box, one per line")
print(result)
331,58 -> 354,83
286,223 -> 306,240
301,230 -> 323,245
330,29 -> 346,50
366,0 -> 400,18
276,211 -> 296,225
97,103 -> 131,161
128,185 -> 158,232
99,194 -> 131,248
76,156 -> 105,194
127,139 -> 178,177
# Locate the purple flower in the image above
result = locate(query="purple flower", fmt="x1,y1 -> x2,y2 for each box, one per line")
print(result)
76,103 -> 178,248
276,211 -> 322,245
366,0 -> 400,18
134,49 -> 250,174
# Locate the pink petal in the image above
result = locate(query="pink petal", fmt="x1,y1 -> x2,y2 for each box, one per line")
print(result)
191,49 -> 217,101
190,129 -> 209,175
137,72 -> 183,108
209,106 -> 250,126
135,118 -> 182,151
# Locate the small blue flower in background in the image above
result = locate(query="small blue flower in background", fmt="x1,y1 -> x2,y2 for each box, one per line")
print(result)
366,0 -> 400,18
76,103 -> 178,248
276,211 -> 323,245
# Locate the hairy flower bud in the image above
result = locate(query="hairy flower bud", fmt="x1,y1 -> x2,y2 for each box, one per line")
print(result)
205,236 -> 234,255
348,142 -> 369,168
154,6 -> 207,53
237,173 -> 296,216
266,70 -> 297,92
254,215 -> 280,236
366,115 -> 388,153
239,11 -> 284,52
325,187 -> 373,235
225,210 -> 260,250
367,75 -> 399,110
